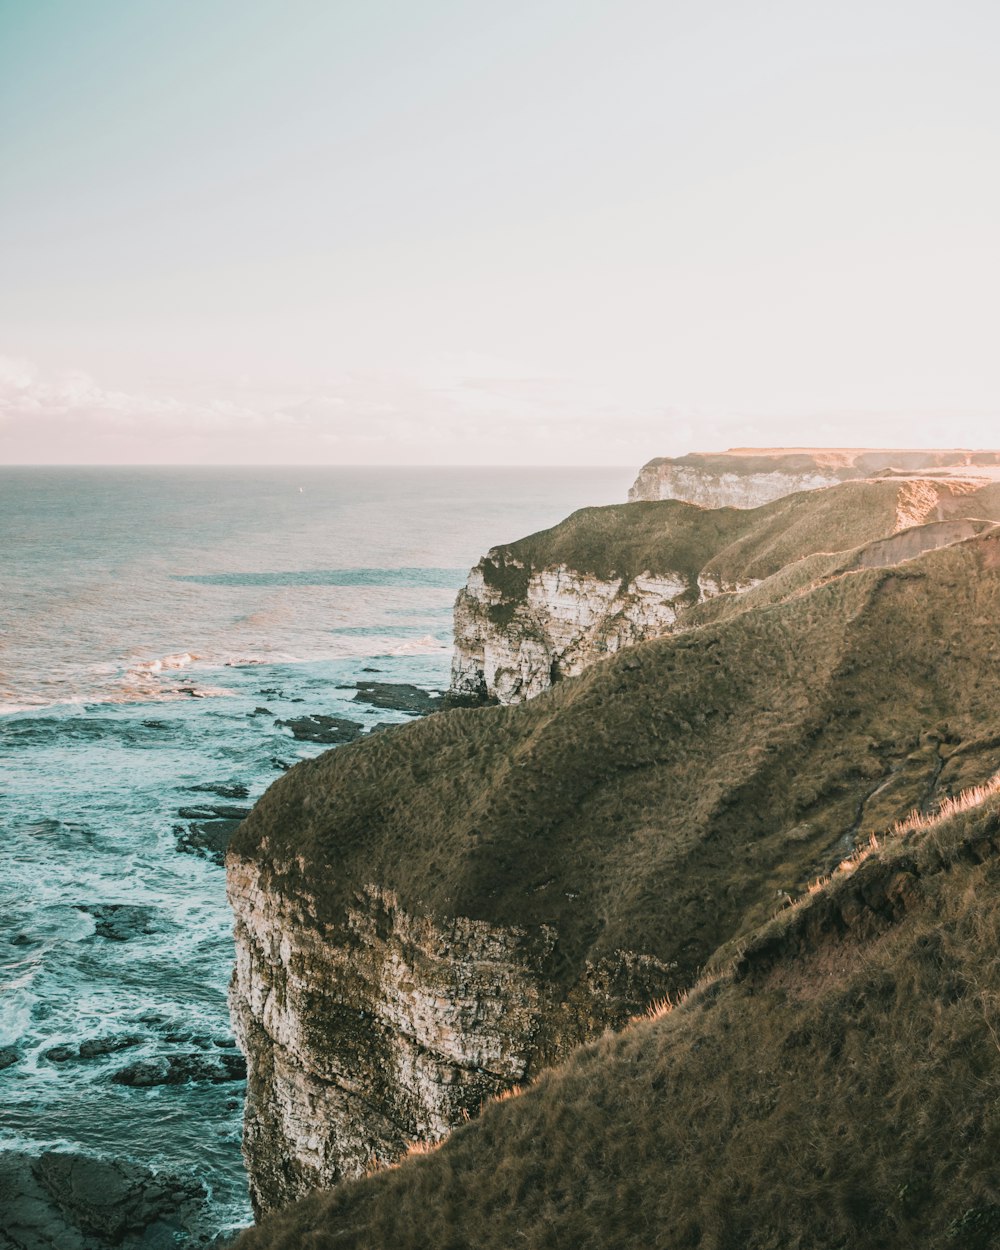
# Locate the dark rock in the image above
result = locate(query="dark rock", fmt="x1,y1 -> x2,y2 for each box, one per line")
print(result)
0,1046 -> 21,1071
111,1057 -> 171,1087
78,1035 -> 144,1060
351,682 -> 443,715
246,707 -> 272,718
176,805 -> 251,821
270,758 -> 293,771
278,714 -> 364,744
441,689 -> 495,710
188,782 -> 250,800
43,1044 -> 78,1063
80,905 -> 159,942
111,1052 -> 246,1087
0,1148 -> 212,1248
175,820 -> 243,866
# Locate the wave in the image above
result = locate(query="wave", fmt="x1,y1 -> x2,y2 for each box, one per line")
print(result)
126,651 -> 200,675
386,635 -> 451,656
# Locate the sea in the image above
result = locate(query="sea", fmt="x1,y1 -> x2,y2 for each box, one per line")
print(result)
0,464 -> 633,1239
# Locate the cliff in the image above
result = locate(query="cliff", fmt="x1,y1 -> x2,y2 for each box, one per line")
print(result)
451,474 -> 1000,704
229,518 -> 1000,1217
628,446 -> 1000,505
234,764 -> 1000,1250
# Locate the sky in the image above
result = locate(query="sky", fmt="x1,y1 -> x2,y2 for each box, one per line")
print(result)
1,0 -> 999,466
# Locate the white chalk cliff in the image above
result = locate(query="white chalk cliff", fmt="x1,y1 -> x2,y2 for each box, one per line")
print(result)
628,447 -> 999,506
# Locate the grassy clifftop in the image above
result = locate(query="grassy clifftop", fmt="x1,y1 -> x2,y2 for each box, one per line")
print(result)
473,475 -> 1000,600
232,525 -> 1000,1006
235,768 -> 1000,1250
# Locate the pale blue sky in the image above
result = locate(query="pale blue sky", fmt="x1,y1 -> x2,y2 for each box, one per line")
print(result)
2,0 -> 999,464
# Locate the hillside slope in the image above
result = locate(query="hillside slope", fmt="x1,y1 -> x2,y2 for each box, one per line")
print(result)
234,776 -> 1000,1249
451,475 -> 1000,703
230,525 -> 1000,1213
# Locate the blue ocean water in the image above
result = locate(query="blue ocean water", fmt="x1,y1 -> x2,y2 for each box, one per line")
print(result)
0,465 -> 632,1237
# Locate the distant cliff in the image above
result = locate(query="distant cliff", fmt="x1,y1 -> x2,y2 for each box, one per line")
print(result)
451,475 -> 1000,705
628,447 -> 1000,506
230,502 -> 1000,1217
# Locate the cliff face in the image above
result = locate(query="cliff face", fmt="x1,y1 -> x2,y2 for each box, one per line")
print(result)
230,515 -> 1000,1217
451,475 -> 1000,705
451,562 -> 688,703
229,861 -> 671,1214
628,447 -> 1000,505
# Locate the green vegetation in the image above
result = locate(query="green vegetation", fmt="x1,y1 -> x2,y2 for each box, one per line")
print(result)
478,499 -> 748,591
234,775 -> 1000,1249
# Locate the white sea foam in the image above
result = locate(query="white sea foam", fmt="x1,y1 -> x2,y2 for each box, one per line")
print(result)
387,634 -> 451,655
129,651 -> 201,674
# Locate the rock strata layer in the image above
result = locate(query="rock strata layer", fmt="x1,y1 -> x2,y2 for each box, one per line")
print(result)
229,864 -> 670,1214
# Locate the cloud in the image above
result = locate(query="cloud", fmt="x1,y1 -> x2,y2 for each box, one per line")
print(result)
0,354 -> 271,435
0,352 -> 679,463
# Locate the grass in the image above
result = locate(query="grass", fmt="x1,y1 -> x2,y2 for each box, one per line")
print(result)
233,775 -> 1000,1250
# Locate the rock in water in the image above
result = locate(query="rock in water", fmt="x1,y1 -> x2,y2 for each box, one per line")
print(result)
174,804 -> 251,866
80,905 -> 160,942
277,715 -> 363,744
350,682 -> 443,714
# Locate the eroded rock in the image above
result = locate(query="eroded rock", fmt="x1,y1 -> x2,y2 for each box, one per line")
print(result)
278,715 -> 363,744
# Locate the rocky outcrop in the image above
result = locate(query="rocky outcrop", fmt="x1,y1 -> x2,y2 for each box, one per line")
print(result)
228,864 -> 671,1214
451,475 -> 1000,704
628,447 -> 1000,506
451,562 -> 689,703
